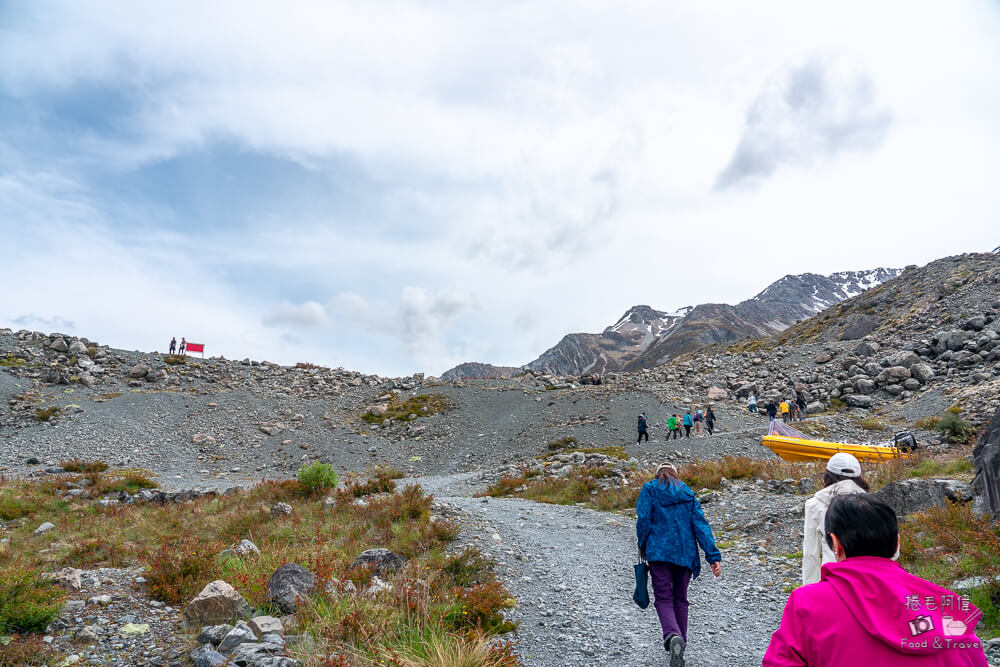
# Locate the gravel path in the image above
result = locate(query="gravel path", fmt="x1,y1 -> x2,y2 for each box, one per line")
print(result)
421,474 -> 788,667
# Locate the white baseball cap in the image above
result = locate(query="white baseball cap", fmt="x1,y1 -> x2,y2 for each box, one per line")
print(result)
826,452 -> 862,478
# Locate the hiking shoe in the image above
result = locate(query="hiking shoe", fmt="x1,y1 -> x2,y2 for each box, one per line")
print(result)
668,634 -> 685,667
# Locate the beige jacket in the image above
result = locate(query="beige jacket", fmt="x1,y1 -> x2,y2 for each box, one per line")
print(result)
801,479 -> 867,585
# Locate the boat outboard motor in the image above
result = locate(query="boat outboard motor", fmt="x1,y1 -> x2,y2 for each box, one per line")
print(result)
894,430 -> 918,452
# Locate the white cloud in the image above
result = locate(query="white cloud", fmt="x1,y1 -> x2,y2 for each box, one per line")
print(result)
261,301 -> 328,328
715,59 -> 892,190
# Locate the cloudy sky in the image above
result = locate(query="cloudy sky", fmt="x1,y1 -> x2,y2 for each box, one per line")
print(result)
2,2 -> 998,376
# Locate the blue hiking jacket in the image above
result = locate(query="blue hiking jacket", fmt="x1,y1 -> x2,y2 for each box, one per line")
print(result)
682,414 -> 693,427
637,415 -> 648,432
636,479 -> 721,579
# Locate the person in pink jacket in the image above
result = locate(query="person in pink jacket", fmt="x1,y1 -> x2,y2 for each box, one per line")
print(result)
763,494 -> 988,667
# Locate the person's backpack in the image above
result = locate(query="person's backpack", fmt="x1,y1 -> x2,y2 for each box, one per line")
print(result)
638,415 -> 648,429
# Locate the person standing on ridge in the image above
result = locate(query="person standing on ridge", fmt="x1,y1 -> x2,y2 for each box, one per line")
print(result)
637,462 -> 722,667
704,407 -> 716,435
692,409 -> 703,437
802,453 -> 870,585
179,337 -> 187,355
766,400 -> 778,422
779,399 -> 791,423
667,414 -> 680,440
169,337 -> 176,354
747,393 -> 758,414
682,411 -> 693,438
637,412 -> 650,444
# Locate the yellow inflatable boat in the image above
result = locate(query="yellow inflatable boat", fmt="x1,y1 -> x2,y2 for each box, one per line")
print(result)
762,421 -> 909,463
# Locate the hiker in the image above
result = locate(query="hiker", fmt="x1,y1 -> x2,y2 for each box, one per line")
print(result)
637,463 -> 722,667
667,414 -> 680,440
764,494 -> 989,666
168,337 -> 176,354
766,400 -> 778,422
682,411 -> 693,438
796,395 -> 808,421
637,413 -> 650,444
179,337 -> 187,355
779,399 -> 791,423
704,407 -> 716,435
802,453 -> 870,585
747,393 -> 758,413
692,409 -> 703,436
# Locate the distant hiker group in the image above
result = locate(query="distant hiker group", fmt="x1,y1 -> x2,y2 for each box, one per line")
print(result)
638,408 -> 718,443
747,393 -> 807,422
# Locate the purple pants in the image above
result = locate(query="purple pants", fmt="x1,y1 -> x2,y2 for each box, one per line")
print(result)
649,561 -> 691,641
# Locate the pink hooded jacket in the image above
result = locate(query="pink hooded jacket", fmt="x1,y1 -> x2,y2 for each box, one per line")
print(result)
764,556 -> 988,667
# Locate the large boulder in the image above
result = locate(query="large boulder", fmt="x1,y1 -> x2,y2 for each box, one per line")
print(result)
183,580 -> 252,629
268,564 -> 315,613
67,340 -> 89,355
707,386 -> 728,401
934,330 -> 970,353
875,479 -> 975,517
852,378 -> 876,395
909,363 -> 935,384
973,405 -> 1000,517
844,395 -> 873,409
883,350 -> 921,369
218,621 -> 258,655
351,548 -> 407,576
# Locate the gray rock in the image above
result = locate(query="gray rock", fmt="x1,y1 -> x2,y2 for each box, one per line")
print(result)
876,478 -> 975,516
218,621 -> 258,655
50,337 -> 69,352
67,340 -> 89,355
183,580 -> 252,629
844,395 -> 873,408
192,646 -> 229,667
351,548 -> 408,576
854,340 -> 880,357
963,315 -> 987,331
935,330 -> 970,353
227,641 -> 284,666
34,521 -> 55,534
248,616 -> 284,636
814,352 -> 833,364
909,363 -> 935,384
221,539 -> 261,560
883,350 -> 920,369
197,623 -> 233,646
852,378 -> 876,395
270,502 -> 292,518
128,363 -> 151,378
268,564 -> 315,614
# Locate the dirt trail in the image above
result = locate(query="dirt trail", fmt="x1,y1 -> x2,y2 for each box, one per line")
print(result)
416,473 -> 787,666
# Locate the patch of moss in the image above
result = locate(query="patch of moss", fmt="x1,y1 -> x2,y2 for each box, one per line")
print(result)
34,406 -> 60,422
0,354 -> 27,368
361,394 -> 452,425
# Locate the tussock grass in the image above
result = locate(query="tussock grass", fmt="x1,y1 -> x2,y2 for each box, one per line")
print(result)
33,406 -> 59,422
59,459 -> 108,474
900,502 -> 1000,638
0,471 -> 515,664
362,394 -> 453,426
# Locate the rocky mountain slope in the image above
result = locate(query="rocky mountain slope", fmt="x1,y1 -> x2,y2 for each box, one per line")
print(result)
441,361 -> 520,381
517,268 -> 901,377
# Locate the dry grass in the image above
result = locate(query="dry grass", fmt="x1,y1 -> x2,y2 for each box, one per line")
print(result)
0,471 -> 515,665
362,395 -> 453,426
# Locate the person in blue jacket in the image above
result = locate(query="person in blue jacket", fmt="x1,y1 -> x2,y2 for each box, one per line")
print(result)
636,463 -> 722,667
681,411 -> 693,438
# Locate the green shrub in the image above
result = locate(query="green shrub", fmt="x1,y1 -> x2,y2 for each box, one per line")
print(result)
60,459 -> 108,474
547,436 -> 579,450
163,354 -> 187,365
0,570 -> 65,633
296,462 -> 339,491
829,397 -> 847,412
858,416 -> 884,431
33,407 -> 59,422
913,416 -> 941,430
935,412 -> 976,444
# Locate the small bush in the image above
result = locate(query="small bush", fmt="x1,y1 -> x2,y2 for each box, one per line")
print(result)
0,354 -> 26,368
361,394 -> 452,425
0,634 -> 60,666
92,471 -> 158,496
0,570 -> 66,634
547,436 -> 579,451
163,354 -> 187,365
858,416 -> 884,431
144,537 -> 222,605
297,462 -> 339,491
947,403 -> 964,415
829,397 -> 847,412
935,412 -> 976,444
60,459 -> 108,474
34,407 -> 59,422
443,548 -> 494,587
445,582 -> 517,634
913,416 -> 941,430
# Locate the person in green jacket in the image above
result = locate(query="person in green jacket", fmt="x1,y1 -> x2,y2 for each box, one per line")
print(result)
667,414 -> 680,440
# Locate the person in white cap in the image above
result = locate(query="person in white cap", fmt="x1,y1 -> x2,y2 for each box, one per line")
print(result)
801,452 -> 870,585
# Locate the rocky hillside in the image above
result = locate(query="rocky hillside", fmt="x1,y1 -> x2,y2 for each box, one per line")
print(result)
441,362 -> 520,381
519,268 -> 900,377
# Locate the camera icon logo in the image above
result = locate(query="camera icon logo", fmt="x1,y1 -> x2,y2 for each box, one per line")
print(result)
908,615 -> 934,637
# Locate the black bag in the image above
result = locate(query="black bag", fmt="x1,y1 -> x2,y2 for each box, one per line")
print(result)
633,552 -> 650,609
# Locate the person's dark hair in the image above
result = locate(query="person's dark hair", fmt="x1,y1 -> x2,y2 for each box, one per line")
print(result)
823,470 -> 870,491
824,494 -> 897,558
